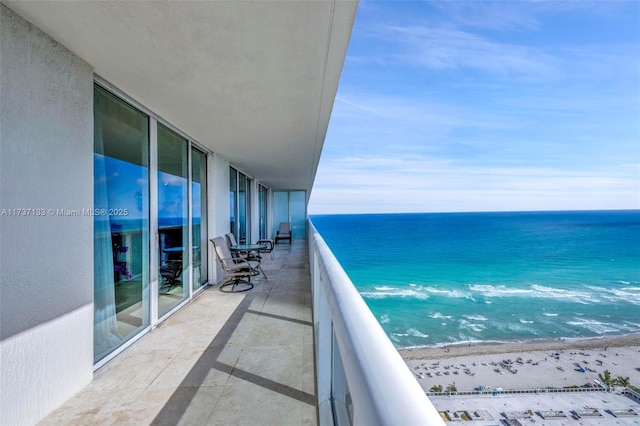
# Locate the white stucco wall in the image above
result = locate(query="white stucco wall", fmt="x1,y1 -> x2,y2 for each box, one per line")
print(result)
0,5 -> 94,424
209,153 -> 231,283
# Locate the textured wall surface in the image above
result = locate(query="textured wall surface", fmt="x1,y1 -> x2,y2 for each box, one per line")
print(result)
0,4 -> 94,424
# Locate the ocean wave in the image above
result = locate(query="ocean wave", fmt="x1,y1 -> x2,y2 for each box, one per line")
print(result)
422,286 -> 473,299
379,314 -> 390,324
428,312 -> 452,319
585,286 -> 640,305
530,284 -> 598,303
360,289 -> 430,300
468,284 -> 598,304
566,319 -> 620,335
407,328 -> 429,338
463,315 -> 488,321
519,319 -> 534,324
459,319 -> 485,333
361,285 -> 473,300
542,313 -> 558,316
469,284 -> 531,296
623,321 -> 640,330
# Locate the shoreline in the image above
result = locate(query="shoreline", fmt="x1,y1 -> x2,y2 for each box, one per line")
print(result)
398,333 -> 640,361
400,334 -> 640,392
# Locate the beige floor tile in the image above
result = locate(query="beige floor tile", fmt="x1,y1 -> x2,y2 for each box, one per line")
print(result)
39,240 -> 316,426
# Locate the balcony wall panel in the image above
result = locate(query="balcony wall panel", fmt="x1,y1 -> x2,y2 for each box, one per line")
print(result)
0,5 -> 94,424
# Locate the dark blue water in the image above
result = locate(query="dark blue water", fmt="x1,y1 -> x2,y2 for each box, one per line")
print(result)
311,210 -> 640,348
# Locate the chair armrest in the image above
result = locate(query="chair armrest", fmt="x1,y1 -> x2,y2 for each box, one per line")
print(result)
257,239 -> 274,249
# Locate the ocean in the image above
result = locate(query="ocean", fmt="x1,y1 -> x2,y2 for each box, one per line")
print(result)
310,210 -> 640,349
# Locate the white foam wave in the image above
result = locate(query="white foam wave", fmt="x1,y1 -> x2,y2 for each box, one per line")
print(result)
459,319 -> 485,333
468,284 -> 598,304
464,315 -> 488,321
362,285 -> 473,301
519,319 -> 534,324
422,287 -> 472,299
542,313 -> 558,317
360,289 -> 430,300
379,314 -> 390,324
506,322 -> 536,333
469,284 -> 531,296
428,312 -> 452,320
566,319 -> 620,335
623,321 -> 640,330
585,286 -> 640,305
407,328 -> 429,338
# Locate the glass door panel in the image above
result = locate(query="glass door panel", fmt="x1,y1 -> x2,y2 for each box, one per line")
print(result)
290,191 -> 306,238
259,185 -> 267,240
191,147 -> 207,290
238,173 -> 247,243
273,191 -> 289,237
157,124 -> 189,317
93,84 -> 150,363
230,168 -> 237,234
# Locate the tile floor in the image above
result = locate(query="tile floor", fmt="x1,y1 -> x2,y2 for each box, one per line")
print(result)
39,240 -> 316,426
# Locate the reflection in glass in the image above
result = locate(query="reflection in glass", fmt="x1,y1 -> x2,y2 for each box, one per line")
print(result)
273,191 -> 289,237
94,85 -> 150,363
238,173 -> 247,243
259,185 -> 267,240
157,124 -> 189,317
290,191 -> 306,239
191,147 -> 207,290
230,168 -> 237,235
272,190 -> 306,240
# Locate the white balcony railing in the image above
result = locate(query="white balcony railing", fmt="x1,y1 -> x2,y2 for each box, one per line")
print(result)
308,221 -> 445,426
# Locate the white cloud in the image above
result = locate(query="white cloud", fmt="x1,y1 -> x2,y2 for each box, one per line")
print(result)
312,1 -> 640,215
387,25 -> 559,79
308,156 -> 640,214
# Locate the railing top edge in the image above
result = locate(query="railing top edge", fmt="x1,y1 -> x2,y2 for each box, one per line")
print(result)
308,221 -> 444,425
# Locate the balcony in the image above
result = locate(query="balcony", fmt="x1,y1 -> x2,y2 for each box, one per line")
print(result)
40,240 -> 315,425
40,228 -> 442,425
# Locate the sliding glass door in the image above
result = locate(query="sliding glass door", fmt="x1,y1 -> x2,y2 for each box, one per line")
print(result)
191,147 -> 208,290
229,167 -> 251,243
93,85 -> 150,363
94,83 -> 210,364
259,185 -> 267,240
157,124 -> 189,318
272,190 -> 306,239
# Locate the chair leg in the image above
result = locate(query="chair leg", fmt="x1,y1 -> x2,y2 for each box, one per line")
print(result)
220,277 -> 253,293
257,264 -> 267,279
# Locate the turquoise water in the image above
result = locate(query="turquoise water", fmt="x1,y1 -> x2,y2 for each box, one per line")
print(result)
310,210 -> 640,348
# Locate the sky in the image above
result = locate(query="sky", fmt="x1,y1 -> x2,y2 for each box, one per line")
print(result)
307,0 -> 640,214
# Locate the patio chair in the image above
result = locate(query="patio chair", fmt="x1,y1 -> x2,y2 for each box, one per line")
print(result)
256,238 -> 274,259
223,234 -> 266,278
275,222 -> 291,244
225,232 -> 261,262
211,236 -> 254,292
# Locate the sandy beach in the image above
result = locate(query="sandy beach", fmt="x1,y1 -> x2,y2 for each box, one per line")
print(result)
400,334 -> 640,392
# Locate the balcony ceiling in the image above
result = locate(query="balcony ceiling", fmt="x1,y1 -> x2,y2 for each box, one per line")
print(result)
5,0 -> 357,192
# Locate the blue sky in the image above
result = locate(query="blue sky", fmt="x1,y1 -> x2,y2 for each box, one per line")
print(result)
308,0 -> 640,214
